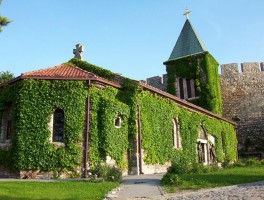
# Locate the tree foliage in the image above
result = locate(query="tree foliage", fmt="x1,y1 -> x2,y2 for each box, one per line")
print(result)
0,0 -> 12,32
0,71 -> 14,83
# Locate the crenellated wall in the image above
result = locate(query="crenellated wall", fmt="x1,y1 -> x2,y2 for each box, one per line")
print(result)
220,62 -> 264,153
146,74 -> 167,92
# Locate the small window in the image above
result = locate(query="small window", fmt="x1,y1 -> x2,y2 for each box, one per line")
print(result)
115,117 -> 122,128
53,109 -> 64,142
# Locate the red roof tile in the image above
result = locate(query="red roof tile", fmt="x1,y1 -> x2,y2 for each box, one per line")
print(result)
22,65 -> 96,79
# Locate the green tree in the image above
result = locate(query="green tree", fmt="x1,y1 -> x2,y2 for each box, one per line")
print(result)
0,71 -> 14,83
0,0 -> 12,32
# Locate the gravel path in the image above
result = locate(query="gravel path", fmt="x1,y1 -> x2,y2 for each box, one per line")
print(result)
165,181 -> 264,200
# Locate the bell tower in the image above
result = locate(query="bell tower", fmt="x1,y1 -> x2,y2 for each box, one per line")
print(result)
164,9 -> 222,114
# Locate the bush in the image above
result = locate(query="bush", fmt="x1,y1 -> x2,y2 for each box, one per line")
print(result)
210,165 -> 221,172
161,173 -> 182,186
191,162 -> 206,174
168,153 -> 193,174
92,164 -> 122,182
232,159 -> 246,167
222,160 -> 233,168
245,158 -> 258,166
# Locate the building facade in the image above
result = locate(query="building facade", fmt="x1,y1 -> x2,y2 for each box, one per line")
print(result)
0,58 -> 237,178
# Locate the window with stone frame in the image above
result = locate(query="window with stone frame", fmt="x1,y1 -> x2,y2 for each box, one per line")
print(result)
173,118 -> 182,149
52,109 -> 65,143
115,116 -> 122,128
197,126 -> 209,164
179,78 -> 184,99
0,102 -> 13,143
186,79 -> 192,98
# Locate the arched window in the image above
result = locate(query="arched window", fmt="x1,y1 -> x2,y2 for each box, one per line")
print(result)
53,109 -> 64,142
114,116 -> 122,128
0,102 -> 13,143
173,118 -> 181,149
197,126 -> 209,164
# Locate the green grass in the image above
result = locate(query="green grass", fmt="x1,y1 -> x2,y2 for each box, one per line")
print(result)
164,166 -> 264,192
0,181 -> 118,200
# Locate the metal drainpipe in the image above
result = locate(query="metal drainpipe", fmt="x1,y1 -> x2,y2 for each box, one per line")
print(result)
137,104 -> 143,174
84,80 -> 91,178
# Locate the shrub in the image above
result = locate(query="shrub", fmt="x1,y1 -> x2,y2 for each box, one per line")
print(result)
222,160 -> 233,168
191,162 -> 206,174
210,165 -> 221,172
92,163 -> 122,182
232,159 -> 245,167
245,158 -> 258,166
161,173 -> 182,186
168,153 -> 193,174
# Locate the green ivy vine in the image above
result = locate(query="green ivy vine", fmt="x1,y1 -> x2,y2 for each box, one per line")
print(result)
65,58 -> 116,81
0,59 -> 237,176
166,52 -> 222,114
88,85 -> 130,170
139,90 -> 237,164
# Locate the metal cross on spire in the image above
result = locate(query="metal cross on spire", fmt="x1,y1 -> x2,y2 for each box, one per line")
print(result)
183,9 -> 191,19
73,43 -> 85,60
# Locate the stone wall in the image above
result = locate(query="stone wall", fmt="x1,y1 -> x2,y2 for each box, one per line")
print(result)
220,62 -> 264,153
141,149 -> 171,174
146,74 -> 167,92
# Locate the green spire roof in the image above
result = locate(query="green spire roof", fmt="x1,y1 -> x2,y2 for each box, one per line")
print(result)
167,19 -> 207,61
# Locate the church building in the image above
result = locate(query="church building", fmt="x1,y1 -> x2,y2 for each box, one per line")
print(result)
0,10 -> 237,178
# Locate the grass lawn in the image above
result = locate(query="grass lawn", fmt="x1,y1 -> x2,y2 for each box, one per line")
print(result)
164,166 -> 264,192
0,181 -> 118,200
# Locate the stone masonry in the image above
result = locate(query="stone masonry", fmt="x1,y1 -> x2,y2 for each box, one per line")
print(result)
146,74 -> 167,92
221,62 -> 264,154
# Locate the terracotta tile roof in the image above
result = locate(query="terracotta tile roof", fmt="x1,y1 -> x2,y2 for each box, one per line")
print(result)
0,65 -> 121,89
21,65 -> 96,79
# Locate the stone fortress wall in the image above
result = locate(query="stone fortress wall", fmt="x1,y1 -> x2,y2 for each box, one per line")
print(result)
146,62 -> 264,154
221,62 -> 264,153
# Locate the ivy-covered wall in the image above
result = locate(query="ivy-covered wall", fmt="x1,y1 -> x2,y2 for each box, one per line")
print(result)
139,90 -> 237,165
88,85 -> 130,170
0,59 -> 237,177
166,52 -> 223,114
0,80 -> 88,175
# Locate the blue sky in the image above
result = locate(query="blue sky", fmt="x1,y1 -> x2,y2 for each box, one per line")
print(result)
0,0 -> 264,80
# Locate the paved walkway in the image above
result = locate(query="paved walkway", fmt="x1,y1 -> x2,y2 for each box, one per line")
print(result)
106,174 -> 264,200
